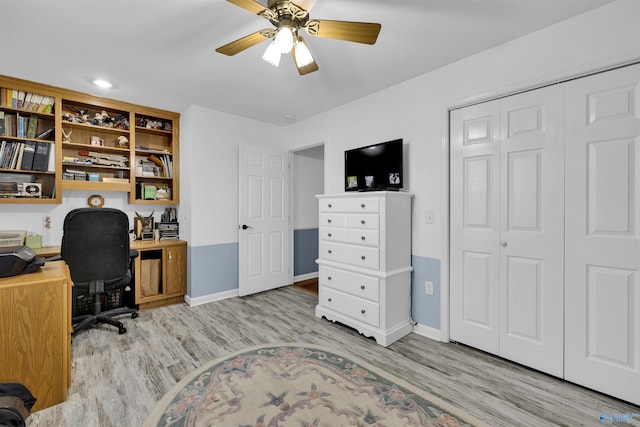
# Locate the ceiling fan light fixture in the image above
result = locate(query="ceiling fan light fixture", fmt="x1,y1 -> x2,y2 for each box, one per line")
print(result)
274,26 -> 294,54
262,41 -> 281,67
294,38 -> 314,67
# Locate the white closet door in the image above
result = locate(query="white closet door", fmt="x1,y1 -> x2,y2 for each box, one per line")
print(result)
565,63 -> 640,405
498,86 -> 564,377
450,85 -> 564,377
450,100 -> 501,354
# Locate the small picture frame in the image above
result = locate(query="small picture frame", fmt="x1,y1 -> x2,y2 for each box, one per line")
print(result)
389,172 -> 400,184
347,176 -> 358,189
365,175 -> 375,188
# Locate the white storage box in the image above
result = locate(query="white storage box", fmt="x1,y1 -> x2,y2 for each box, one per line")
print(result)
0,230 -> 27,247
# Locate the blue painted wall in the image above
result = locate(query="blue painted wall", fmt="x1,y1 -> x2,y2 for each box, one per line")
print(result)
294,228 -> 319,276
188,242 -> 238,298
411,255 -> 441,329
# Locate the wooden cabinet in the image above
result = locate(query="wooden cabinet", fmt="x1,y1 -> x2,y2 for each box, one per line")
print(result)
133,240 -> 187,310
0,261 -> 72,412
315,192 -> 413,347
0,74 -> 180,204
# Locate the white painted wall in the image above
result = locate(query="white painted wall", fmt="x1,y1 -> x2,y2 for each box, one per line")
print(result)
180,105 -> 284,247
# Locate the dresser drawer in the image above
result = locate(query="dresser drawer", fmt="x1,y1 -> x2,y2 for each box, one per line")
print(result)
320,213 -> 346,227
346,214 -> 379,230
320,227 -> 346,243
347,246 -> 380,270
319,266 -> 380,302
319,241 -> 346,263
319,286 -> 380,327
347,229 -> 379,247
320,198 -> 379,213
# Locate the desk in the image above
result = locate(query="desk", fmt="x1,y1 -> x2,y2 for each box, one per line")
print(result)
0,261 -> 71,412
35,239 -> 188,310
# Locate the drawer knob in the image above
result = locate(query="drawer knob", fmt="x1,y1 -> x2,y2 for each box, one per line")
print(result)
361,220 -> 365,225
328,204 -> 332,208
361,236 -> 366,240
328,276 -> 332,280
328,250 -> 332,254
328,298 -> 332,302
361,256 -> 366,260
361,204 -> 365,208
328,219 -> 332,223
360,285 -> 365,290
361,309 -> 366,314
328,233 -> 332,237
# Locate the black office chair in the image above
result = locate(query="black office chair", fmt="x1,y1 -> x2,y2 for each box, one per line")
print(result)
61,208 -> 139,335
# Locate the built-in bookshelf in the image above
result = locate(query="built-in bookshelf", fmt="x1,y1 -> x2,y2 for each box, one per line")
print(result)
0,75 -> 180,204
0,82 -> 59,203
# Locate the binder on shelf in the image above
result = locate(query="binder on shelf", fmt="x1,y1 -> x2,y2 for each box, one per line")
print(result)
20,140 -> 36,170
47,144 -> 55,172
32,141 -> 50,171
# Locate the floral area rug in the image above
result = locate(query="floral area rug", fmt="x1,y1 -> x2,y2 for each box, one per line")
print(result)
143,343 -> 488,427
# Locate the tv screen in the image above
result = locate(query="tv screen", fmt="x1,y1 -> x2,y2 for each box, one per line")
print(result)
345,139 -> 403,192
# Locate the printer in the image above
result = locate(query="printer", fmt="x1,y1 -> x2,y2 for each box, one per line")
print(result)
0,246 -> 45,278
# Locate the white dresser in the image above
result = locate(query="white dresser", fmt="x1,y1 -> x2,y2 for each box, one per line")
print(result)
315,191 -> 413,346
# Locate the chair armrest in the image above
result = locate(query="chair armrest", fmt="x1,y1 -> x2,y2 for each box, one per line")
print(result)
129,249 -> 139,259
45,255 -> 62,262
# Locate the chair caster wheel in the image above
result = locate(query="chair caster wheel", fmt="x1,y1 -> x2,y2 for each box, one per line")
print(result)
131,312 -> 139,319
119,327 -> 127,334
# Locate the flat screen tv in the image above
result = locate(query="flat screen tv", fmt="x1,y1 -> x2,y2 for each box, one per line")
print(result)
345,139 -> 403,192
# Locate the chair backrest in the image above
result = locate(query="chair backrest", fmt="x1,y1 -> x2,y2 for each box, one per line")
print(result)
61,208 -> 131,286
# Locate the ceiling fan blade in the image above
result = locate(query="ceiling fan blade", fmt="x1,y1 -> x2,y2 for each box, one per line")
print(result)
306,20 -> 381,44
215,30 -> 272,56
291,47 -> 319,75
226,0 -> 267,15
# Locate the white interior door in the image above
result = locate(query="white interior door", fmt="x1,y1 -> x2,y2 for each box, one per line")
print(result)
498,86 -> 564,377
238,144 -> 290,297
450,85 -> 564,376
450,100 -> 501,354
564,63 -> 640,405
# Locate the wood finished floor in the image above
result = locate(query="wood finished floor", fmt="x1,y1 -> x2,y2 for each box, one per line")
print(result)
26,285 -> 639,427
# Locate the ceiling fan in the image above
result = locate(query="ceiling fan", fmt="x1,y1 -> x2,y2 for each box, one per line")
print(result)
215,0 -> 381,75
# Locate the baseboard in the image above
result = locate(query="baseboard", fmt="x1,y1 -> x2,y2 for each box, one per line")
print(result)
293,272 -> 318,283
185,289 -> 238,307
412,322 -> 447,342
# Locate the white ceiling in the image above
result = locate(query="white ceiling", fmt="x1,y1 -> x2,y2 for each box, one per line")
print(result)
0,0 -> 612,126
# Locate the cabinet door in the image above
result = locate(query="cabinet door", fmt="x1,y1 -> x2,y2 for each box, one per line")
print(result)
165,244 -> 187,296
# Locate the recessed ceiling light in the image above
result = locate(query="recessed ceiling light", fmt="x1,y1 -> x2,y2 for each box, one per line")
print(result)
91,79 -> 113,88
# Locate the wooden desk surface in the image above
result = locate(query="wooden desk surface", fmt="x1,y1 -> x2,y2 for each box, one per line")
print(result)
0,261 -> 71,412
34,239 -> 187,258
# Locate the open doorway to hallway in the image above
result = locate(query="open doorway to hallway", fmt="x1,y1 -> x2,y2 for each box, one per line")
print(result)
290,144 -> 324,296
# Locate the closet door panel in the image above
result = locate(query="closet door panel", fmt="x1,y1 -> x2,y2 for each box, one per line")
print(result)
565,62 -> 640,405
450,101 -> 501,353
499,85 -> 565,377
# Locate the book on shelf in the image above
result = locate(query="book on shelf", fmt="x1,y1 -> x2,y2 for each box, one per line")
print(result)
32,141 -> 50,171
0,111 -> 4,135
26,115 -> 38,138
35,127 -> 54,140
20,140 -> 36,170
0,141 -> 25,170
102,177 -> 129,184
47,144 -> 55,172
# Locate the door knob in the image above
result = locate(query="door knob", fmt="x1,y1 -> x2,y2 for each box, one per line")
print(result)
500,241 -> 507,247
241,224 -> 253,230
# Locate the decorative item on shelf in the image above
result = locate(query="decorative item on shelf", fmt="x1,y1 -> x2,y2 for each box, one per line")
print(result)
117,135 -> 129,148
23,183 -> 41,197
90,136 -> 104,146
135,211 -> 155,240
62,128 -> 72,142
87,194 -> 104,208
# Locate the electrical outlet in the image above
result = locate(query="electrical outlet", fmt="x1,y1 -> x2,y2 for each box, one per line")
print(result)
425,281 -> 434,296
426,211 -> 434,224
